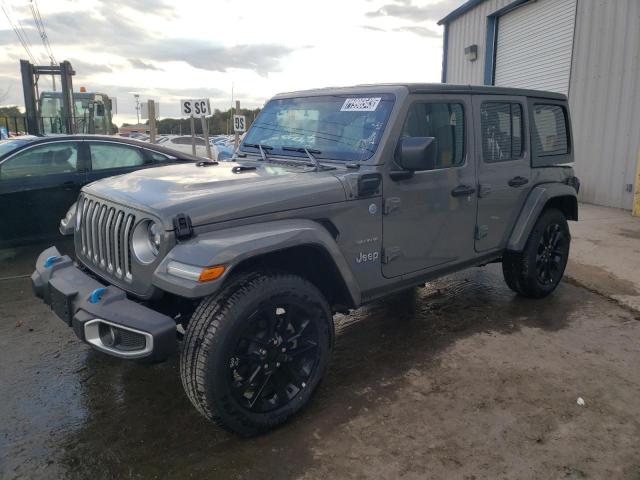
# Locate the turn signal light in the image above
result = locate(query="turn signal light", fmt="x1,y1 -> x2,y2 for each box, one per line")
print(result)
198,265 -> 225,282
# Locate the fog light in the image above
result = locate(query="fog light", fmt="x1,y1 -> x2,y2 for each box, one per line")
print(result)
99,323 -> 116,347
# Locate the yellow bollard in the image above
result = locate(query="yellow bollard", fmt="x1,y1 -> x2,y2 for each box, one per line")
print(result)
634,146 -> 640,217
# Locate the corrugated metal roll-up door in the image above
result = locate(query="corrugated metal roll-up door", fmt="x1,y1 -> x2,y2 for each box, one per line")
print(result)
494,0 -> 577,94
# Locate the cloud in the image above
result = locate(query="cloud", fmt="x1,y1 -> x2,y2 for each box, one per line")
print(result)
394,25 -> 440,38
360,25 -> 386,31
70,59 -> 113,74
128,58 -> 160,71
366,0 -> 462,21
1,7 -> 296,76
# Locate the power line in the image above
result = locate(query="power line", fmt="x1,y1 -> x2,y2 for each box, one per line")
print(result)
0,1 -> 37,64
29,0 -> 55,64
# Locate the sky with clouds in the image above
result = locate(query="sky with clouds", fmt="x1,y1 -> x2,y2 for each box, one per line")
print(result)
0,0 -> 464,125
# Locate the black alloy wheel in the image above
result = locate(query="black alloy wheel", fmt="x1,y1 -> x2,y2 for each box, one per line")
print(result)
535,222 -> 568,286
228,300 -> 321,413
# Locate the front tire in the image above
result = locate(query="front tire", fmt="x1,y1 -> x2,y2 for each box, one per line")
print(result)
180,272 -> 333,436
502,208 -> 570,298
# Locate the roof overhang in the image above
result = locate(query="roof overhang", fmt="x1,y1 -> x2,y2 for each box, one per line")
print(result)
438,0 -> 488,25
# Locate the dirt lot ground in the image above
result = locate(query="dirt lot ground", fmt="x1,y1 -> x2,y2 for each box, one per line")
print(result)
1,238 -> 640,479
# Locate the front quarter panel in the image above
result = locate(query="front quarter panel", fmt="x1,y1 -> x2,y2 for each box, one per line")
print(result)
152,219 -> 361,304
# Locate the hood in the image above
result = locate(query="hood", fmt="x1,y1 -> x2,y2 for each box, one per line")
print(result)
83,161 -> 346,228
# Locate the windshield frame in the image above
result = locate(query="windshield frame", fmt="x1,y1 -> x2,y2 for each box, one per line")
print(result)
240,93 -> 396,164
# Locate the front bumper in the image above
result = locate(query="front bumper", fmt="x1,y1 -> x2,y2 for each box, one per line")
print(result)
31,246 -> 176,362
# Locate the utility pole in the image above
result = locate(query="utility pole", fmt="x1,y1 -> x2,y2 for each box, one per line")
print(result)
234,100 -> 241,149
134,94 -> 140,124
148,100 -> 157,143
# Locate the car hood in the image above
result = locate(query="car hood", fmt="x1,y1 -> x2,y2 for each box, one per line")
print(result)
83,161 -> 347,228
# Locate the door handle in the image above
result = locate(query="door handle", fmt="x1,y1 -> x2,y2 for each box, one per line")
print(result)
508,176 -> 529,187
451,184 -> 476,197
62,181 -> 76,191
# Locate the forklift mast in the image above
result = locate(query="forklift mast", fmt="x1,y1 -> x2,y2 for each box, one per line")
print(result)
20,59 -> 75,135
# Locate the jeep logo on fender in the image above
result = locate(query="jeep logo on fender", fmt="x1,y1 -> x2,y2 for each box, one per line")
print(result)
356,251 -> 379,264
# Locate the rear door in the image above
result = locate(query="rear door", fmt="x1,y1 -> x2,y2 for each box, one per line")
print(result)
85,141 -> 150,184
0,141 -> 84,244
382,94 -> 477,278
474,96 -> 531,252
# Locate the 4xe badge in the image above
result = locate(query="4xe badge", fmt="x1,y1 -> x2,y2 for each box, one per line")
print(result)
356,250 -> 379,264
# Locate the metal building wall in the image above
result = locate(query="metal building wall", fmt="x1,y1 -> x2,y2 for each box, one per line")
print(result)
445,0 -> 511,84
494,0 -> 577,94
568,0 -> 640,210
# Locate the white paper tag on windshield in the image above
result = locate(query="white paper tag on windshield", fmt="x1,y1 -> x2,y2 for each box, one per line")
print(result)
341,97 -> 381,112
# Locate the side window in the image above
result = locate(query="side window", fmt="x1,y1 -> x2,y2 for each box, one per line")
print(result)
89,143 -> 145,171
480,102 -> 524,162
148,151 -> 174,162
0,142 -> 78,180
532,104 -> 568,156
401,102 -> 465,168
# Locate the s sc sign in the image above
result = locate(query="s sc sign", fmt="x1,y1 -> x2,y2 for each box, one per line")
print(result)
181,98 -> 211,117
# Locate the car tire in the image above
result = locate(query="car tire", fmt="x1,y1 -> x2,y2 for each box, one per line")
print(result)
180,271 -> 333,436
502,208 -> 570,298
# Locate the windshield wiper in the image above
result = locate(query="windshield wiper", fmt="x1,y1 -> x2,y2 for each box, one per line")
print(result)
243,143 -> 273,161
281,146 -> 332,172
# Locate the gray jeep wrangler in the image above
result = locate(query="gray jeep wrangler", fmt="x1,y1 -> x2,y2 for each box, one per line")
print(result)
32,84 -> 579,435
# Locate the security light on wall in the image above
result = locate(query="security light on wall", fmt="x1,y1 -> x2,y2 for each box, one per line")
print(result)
465,45 -> 478,62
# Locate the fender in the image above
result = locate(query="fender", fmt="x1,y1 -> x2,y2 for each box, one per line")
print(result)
507,183 -> 578,252
152,219 -> 361,304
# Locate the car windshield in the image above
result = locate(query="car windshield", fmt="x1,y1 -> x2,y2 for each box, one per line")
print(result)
241,94 -> 395,162
0,139 -> 30,158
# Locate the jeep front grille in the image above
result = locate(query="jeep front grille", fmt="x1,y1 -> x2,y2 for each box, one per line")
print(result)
79,197 -> 135,282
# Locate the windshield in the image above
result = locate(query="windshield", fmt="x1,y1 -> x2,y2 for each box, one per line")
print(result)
241,93 -> 395,162
0,139 -> 30,158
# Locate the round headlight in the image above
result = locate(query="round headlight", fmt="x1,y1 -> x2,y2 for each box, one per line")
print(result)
132,220 -> 162,264
148,222 -> 161,255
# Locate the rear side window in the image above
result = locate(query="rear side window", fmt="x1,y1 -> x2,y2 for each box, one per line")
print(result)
401,102 -> 465,168
480,102 -> 523,162
532,104 -> 569,156
89,143 -> 145,170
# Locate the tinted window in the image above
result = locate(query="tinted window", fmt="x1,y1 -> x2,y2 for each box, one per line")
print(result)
148,151 -> 173,162
90,143 -> 144,170
401,102 -> 465,168
481,102 -> 523,162
0,142 -> 78,180
532,104 -> 568,156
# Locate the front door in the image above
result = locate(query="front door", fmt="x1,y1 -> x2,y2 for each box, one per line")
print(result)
0,141 -> 84,245
474,96 -> 531,252
382,94 -> 477,278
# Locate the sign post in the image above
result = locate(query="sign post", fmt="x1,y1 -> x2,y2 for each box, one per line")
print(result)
233,100 -> 245,149
181,98 -> 212,158
147,100 -> 157,144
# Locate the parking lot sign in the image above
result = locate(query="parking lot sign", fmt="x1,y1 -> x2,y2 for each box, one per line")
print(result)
233,115 -> 246,132
181,98 -> 211,117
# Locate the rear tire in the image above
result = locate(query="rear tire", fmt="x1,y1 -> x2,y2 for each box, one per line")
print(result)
502,208 -> 570,298
180,272 -> 333,436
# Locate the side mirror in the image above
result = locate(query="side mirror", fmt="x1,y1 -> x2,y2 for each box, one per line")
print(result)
397,136 -> 438,172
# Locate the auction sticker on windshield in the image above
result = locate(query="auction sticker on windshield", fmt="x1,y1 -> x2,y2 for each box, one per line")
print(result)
341,97 -> 381,112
